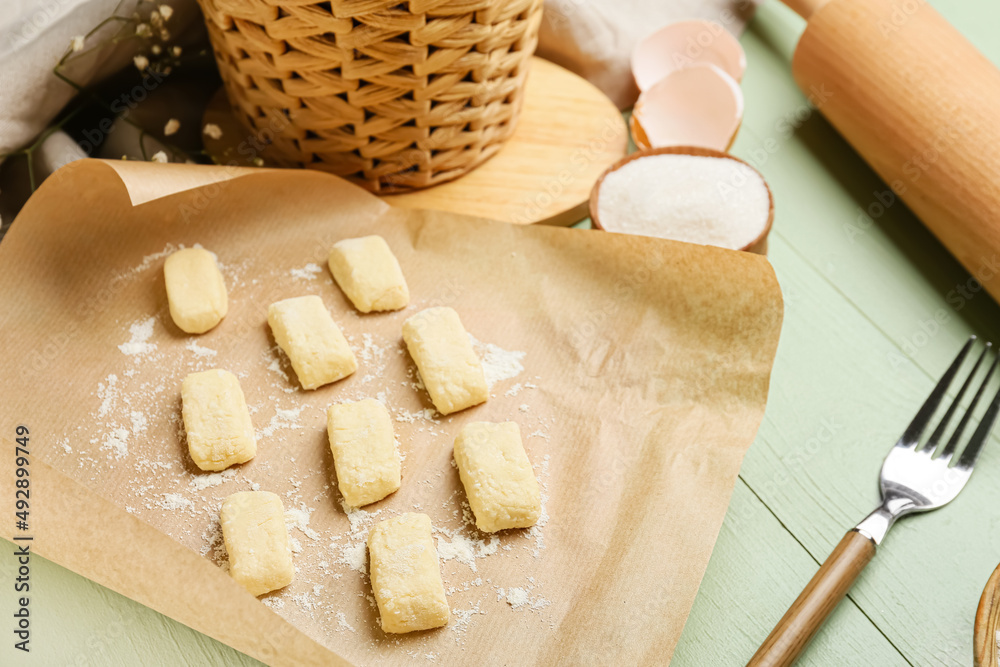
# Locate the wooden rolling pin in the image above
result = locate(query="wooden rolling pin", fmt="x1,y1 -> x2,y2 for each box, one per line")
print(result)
785,0 -> 1000,303
748,2 -> 1000,664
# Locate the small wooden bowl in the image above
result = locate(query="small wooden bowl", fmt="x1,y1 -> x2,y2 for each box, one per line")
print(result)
589,146 -> 774,255
974,562 -> 1000,666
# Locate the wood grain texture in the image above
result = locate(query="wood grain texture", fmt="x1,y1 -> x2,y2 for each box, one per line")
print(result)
673,482 -> 908,667
202,57 -> 628,226
747,531 -> 875,667
974,562 -> 1000,667
383,58 -> 628,226
733,6 -> 1000,661
792,0 -> 1000,303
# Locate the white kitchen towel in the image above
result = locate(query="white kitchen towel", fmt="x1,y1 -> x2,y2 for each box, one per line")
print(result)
537,0 -> 756,109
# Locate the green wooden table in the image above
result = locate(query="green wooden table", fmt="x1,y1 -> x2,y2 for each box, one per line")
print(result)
4,1 -> 1000,664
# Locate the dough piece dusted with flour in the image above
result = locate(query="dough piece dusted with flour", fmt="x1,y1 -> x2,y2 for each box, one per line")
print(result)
327,399 -> 401,507
401,307 -> 487,415
328,236 -> 409,313
181,369 -> 256,471
367,513 -> 449,633
267,295 -> 357,390
220,491 -> 294,596
454,421 -> 541,532
163,247 -> 228,334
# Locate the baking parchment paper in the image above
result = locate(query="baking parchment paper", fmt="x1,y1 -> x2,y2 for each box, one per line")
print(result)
0,159 -> 782,666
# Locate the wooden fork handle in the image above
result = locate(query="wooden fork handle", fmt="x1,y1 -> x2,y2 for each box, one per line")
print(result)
747,530 -> 876,667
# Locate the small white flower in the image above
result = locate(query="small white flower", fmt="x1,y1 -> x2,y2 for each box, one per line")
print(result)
252,157 -> 265,167
164,119 -> 180,136
135,22 -> 152,37
171,45 -> 182,57
70,35 -> 85,52
133,55 -> 149,71
202,123 -> 223,140
151,151 -> 168,163
159,5 -> 174,20
151,44 -> 162,55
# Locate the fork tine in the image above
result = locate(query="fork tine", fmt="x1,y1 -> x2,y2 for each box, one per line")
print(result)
926,343 -> 991,454
956,355 -> 1000,469
898,336 -> 976,447
940,345 -> 994,459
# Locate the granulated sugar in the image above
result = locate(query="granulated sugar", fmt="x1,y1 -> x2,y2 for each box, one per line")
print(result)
596,153 -> 770,250
118,317 -> 158,356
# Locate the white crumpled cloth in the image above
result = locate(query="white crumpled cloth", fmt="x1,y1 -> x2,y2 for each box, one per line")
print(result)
0,0 -> 199,159
537,0 -> 755,109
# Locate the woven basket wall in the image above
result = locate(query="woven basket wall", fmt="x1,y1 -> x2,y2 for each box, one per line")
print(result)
198,0 -> 544,193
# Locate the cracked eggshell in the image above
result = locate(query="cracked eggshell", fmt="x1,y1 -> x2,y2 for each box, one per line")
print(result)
631,20 -> 747,92
630,63 -> 743,152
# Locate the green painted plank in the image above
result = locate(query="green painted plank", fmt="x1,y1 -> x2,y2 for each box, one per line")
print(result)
727,4 -> 1000,664
673,480 -> 908,666
0,550 -> 261,666
737,233 -> 1000,665
735,1 -> 1000,378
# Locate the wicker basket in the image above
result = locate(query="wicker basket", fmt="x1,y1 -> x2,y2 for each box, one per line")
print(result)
197,0 -> 543,193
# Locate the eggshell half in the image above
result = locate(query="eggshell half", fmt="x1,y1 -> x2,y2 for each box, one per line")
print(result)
630,64 -> 744,152
632,20 -> 747,92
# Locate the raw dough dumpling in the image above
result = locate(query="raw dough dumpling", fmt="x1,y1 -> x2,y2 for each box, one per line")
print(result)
328,236 -> 409,313
401,307 -> 488,415
453,421 -> 541,532
368,513 -> 450,633
164,247 -> 228,334
220,491 -> 294,596
327,399 -> 401,507
267,295 -> 357,390
181,369 -> 256,471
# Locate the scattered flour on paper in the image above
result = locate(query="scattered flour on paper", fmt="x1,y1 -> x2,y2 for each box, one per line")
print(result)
73,254 -> 556,645
185,339 -> 217,358
157,493 -> 193,512
290,263 -> 323,280
118,317 -> 157,356
470,335 -> 525,388
258,406 -> 305,439
436,533 -> 500,573
285,504 -> 321,542
335,611 -> 356,633
189,468 -> 237,492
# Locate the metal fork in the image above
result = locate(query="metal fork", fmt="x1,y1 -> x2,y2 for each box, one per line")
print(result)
748,336 -> 1000,667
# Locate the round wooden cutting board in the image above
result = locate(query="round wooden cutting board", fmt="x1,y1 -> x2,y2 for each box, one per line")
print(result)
202,57 -> 628,226
975,562 -> 1000,666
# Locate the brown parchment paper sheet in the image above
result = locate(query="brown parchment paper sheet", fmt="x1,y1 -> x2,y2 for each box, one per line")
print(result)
0,159 -> 783,666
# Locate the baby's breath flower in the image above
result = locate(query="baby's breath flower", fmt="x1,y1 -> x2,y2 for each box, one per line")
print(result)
202,123 -> 223,140
151,44 -> 162,55
171,45 -> 182,57
252,157 -> 265,167
135,22 -> 152,37
151,151 -> 168,163
133,55 -> 150,71
70,35 -> 85,52
159,5 -> 174,20
164,119 -> 180,136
